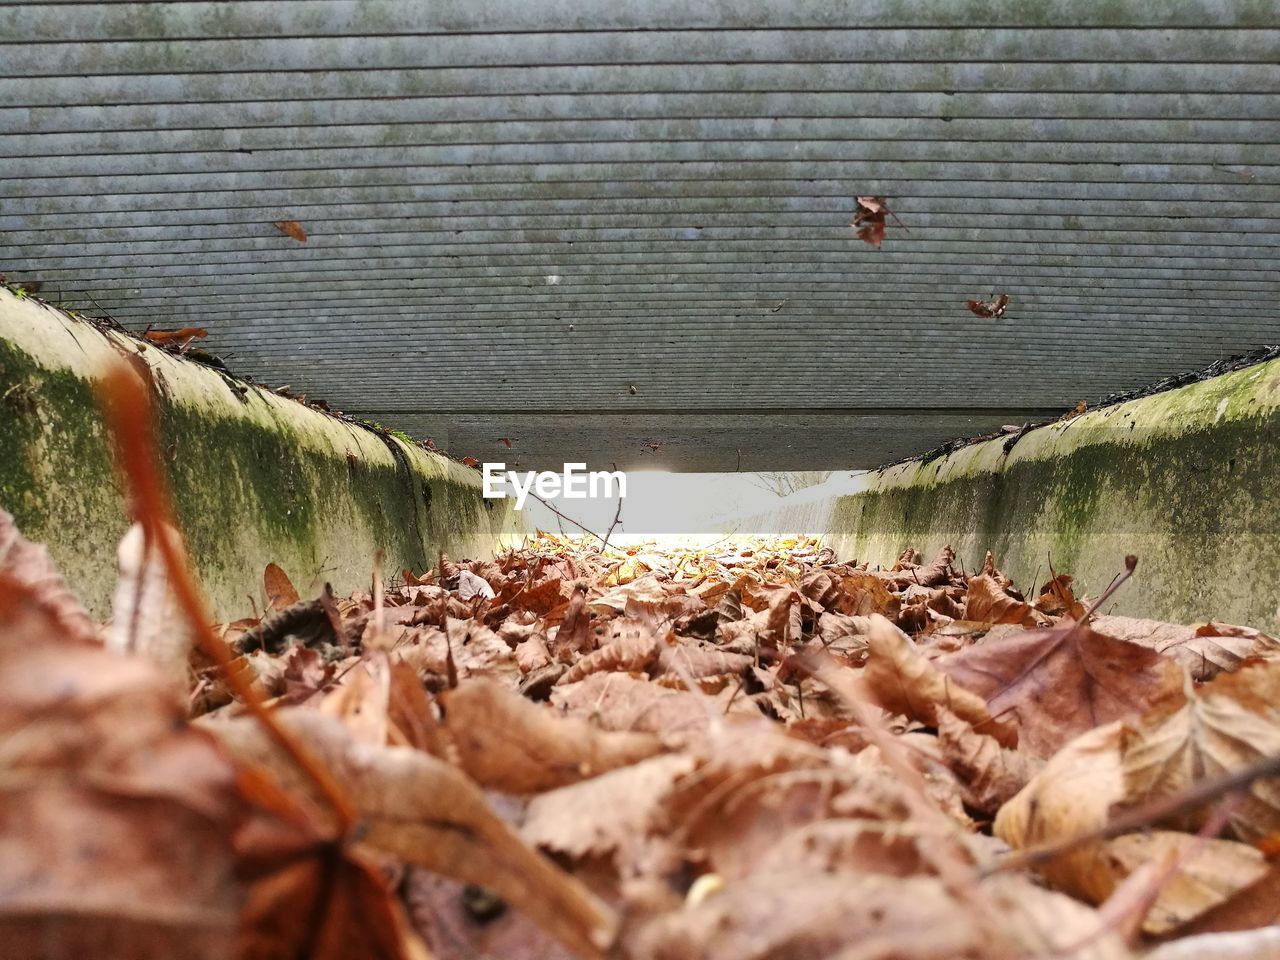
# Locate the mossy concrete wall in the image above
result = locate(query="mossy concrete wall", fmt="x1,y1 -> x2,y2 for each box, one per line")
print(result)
0,288 -> 523,619
741,360 -> 1280,631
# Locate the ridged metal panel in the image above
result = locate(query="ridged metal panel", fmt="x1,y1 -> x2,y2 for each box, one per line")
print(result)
2,1 -> 1278,470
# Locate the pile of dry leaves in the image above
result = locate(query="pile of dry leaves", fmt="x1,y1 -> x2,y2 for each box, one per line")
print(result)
5,509 -> 1280,960
3,355 -> 1280,960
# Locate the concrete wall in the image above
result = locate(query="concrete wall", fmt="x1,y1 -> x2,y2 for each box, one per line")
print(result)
0,288 -> 522,619
735,360 -> 1280,631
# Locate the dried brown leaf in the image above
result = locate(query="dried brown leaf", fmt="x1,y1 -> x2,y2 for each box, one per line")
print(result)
0,582 -> 242,959
552,671 -> 751,735
522,753 -> 698,865
1092,614 -> 1280,681
457,569 -> 495,600
0,509 -> 97,645
439,678 -> 663,792
963,573 -> 1036,626
264,561 -> 301,611
938,621 -> 1186,757
1116,660 -> 1280,844
211,709 -> 616,958
937,707 -> 1042,815
634,870 -> 898,957
966,293 -> 1011,318
560,628 -> 661,685
272,219 -> 308,242
995,723 -> 1267,934
863,615 -> 1017,747
852,195 -> 900,248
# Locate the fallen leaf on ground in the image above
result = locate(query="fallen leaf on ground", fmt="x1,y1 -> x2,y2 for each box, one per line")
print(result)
0,579 -> 243,959
995,722 -> 1268,933
863,615 -> 1017,747
264,561 -> 301,611
938,621 -> 1185,757
1093,614 -> 1280,681
210,709 -> 617,958
438,678 -> 664,792
1116,660 -> 1280,844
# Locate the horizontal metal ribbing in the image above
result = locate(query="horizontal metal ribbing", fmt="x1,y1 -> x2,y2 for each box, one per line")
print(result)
1,1 -> 1270,41
2,1 -> 1277,468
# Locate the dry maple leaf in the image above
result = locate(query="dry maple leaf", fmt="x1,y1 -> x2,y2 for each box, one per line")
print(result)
272,219 -> 308,242
966,293 -> 1011,318
937,621 -> 1186,758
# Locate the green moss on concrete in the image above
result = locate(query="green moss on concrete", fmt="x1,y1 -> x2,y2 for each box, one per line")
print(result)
829,360 -> 1280,629
0,335 -> 127,612
0,290 -> 522,619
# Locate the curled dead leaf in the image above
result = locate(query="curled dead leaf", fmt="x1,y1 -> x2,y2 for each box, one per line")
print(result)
439,678 -> 663,792
863,615 -> 1017,747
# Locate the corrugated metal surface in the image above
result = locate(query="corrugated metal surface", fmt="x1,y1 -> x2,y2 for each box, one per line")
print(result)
2,1 -> 1278,470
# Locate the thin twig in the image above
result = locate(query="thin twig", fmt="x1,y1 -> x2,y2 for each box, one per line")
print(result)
525,490 -> 616,551
98,361 -> 358,831
600,470 -> 625,553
